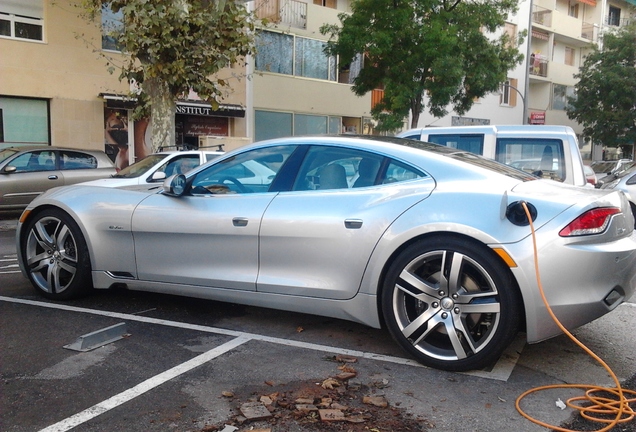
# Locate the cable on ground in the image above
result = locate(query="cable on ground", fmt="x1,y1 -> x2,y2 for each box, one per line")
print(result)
515,201 -> 636,432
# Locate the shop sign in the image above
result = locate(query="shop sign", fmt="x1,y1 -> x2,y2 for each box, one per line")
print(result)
530,112 -> 545,125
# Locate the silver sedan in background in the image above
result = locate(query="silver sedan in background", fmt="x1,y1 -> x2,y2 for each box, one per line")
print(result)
0,146 -> 116,210
15,136 -> 636,371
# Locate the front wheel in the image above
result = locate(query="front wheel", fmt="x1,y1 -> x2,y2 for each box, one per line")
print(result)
21,208 -> 93,300
381,236 -> 521,371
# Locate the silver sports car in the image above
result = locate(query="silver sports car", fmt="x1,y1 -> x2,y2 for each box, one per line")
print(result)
15,136 -> 636,371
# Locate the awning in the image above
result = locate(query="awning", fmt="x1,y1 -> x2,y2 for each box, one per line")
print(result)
624,0 -> 636,6
99,93 -> 246,118
576,0 -> 597,6
532,30 -> 549,41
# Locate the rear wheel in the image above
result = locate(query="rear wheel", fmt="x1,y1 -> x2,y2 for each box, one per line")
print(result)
381,236 -> 521,371
21,209 -> 93,300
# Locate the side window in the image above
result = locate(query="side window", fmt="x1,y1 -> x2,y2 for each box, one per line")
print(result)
59,151 -> 97,170
190,145 -> 296,194
292,146 -> 425,191
427,134 -> 484,155
496,138 -> 565,182
384,160 -> 425,184
161,156 -> 200,177
10,151 -> 56,172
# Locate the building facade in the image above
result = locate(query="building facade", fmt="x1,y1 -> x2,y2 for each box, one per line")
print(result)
1,0 -> 634,165
1,0 -> 376,170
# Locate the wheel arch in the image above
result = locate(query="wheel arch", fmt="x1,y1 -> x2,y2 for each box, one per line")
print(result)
372,231 -> 526,331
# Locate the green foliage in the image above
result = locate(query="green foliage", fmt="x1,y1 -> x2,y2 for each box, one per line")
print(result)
79,0 -> 255,121
321,0 -> 524,129
567,25 -> 636,148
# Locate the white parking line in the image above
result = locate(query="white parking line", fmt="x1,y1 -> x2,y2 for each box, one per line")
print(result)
38,336 -> 251,432
0,295 -> 526,430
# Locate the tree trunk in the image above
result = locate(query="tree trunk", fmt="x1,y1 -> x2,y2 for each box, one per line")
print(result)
145,76 -> 176,153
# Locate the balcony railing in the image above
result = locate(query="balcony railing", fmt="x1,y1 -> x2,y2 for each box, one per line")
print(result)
581,22 -> 596,41
529,56 -> 548,78
254,0 -> 307,29
532,5 -> 552,27
606,16 -> 632,27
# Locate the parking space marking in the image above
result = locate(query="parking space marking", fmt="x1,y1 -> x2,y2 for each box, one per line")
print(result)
1,295 -> 526,381
38,335 -> 251,432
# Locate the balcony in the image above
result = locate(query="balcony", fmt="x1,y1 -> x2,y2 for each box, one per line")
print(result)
254,0 -> 307,29
532,6 -> 552,27
529,55 -> 549,78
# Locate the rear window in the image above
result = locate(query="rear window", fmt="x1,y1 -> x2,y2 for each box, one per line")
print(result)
496,138 -> 565,182
427,134 -> 484,155
60,151 -> 97,170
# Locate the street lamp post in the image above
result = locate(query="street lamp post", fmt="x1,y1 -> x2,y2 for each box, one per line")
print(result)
503,83 -> 527,125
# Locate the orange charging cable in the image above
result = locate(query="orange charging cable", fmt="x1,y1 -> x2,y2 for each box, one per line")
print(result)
515,202 -> 636,432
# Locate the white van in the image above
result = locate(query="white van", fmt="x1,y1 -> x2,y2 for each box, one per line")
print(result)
396,125 -> 587,186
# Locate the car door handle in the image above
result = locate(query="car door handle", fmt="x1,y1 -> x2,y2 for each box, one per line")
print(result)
48,175 -> 59,180
344,219 -> 363,229
232,217 -> 248,227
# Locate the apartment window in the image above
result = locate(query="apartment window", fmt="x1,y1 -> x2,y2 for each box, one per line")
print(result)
313,0 -> 337,8
255,111 -> 293,141
255,30 -> 337,81
0,0 -> 43,41
503,23 -> 517,47
500,78 -> 518,107
565,47 -> 575,66
102,3 -> 123,51
608,6 -> 621,26
568,2 -> 579,18
552,84 -> 575,110
0,97 -> 49,145
255,110 -> 342,140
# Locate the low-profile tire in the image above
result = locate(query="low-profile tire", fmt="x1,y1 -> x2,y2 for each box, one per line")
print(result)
381,236 -> 522,372
21,208 -> 93,300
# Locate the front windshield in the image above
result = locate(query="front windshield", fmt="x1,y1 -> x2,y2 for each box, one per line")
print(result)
0,148 -> 19,164
113,154 -> 167,178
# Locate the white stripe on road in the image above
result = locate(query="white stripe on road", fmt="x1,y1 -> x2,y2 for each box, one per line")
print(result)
38,336 -> 251,432
0,295 -> 529,430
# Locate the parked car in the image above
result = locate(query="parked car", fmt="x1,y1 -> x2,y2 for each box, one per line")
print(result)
80,149 -> 224,190
16,136 -> 636,371
0,146 -> 116,210
583,165 -> 597,187
591,159 -> 634,188
601,164 -> 636,223
396,125 -> 587,186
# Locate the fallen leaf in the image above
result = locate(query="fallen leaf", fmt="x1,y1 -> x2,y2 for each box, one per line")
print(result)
296,326 -> 304,333
335,354 -> 358,363
321,378 -> 341,389
363,396 -> 388,408
221,391 -> 234,398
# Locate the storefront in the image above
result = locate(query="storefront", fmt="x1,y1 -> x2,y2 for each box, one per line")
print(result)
100,94 -> 245,170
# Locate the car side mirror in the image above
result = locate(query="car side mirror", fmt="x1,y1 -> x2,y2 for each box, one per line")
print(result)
162,174 -> 187,196
3,165 -> 17,174
151,171 -> 167,181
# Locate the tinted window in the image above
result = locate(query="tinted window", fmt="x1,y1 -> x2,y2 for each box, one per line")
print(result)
60,151 -> 97,170
293,146 -> 425,191
191,145 -> 296,194
428,134 -> 484,155
10,151 -> 55,172
496,138 -> 565,182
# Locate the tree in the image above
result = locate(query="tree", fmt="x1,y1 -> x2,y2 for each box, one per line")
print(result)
80,0 -> 255,151
567,25 -> 636,151
320,0 -> 524,131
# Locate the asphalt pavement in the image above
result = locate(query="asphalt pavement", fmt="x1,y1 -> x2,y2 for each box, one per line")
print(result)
1,212 -> 635,432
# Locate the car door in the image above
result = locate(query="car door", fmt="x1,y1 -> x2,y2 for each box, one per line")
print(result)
257,145 -> 433,300
130,145 -> 297,291
0,150 -> 63,208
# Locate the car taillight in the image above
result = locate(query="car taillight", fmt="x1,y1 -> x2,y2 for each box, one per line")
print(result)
559,207 -> 621,237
